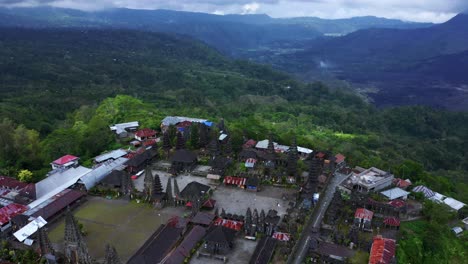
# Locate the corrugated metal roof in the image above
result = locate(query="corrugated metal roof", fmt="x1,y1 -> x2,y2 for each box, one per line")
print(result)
79,157 -> 128,190
27,189 -> 84,220
35,166 -> 91,200
380,187 -> 409,200
94,149 -> 127,163
110,121 -> 139,134
13,216 -> 47,242
444,197 -> 466,211
161,116 -> 208,126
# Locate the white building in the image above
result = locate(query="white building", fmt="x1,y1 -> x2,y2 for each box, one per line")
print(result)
348,167 -> 394,193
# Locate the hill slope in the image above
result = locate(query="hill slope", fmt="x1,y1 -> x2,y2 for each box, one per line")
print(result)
274,13 -> 468,110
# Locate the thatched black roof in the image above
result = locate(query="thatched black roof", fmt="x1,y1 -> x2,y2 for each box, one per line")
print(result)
180,181 -> 210,199
249,237 -> 277,264
170,149 -> 197,163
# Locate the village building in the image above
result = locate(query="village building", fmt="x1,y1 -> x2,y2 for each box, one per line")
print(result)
180,181 -> 211,202
202,226 -> 236,256
109,121 -> 139,138
354,208 -> 374,231
380,187 -> 410,200
463,217 -> 468,230
310,241 -> 355,262
0,176 -> 36,203
134,128 -> 157,141
26,189 -> 85,221
443,197 -> 466,211
412,185 -> 435,198
165,225 -> 207,264
78,157 -> 128,190
245,176 -> 260,192
170,149 -> 198,174
249,236 -> 277,264
393,178 -> 412,189
93,149 -> 127,164
125,148 -> 158,174
190,212 -> 216,227
451,226 -> 463,237
161,116 -> 212,131
369,236 -> 396,264
345,167 -> 394,193
0,203 -> 28,231
50,154 -> 79,170
127,224 -> 184,264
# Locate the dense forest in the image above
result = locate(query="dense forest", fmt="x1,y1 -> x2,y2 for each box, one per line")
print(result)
1,26 -> 468,263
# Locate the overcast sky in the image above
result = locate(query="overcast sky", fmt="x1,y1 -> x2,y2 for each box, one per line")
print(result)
1,0 -> 468,23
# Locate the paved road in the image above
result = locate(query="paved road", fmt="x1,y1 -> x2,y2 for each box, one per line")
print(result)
288,172 -> 349,264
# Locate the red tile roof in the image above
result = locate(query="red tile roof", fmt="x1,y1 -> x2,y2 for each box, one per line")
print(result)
335,153 -> 346,164
355,208 -> 374,220
52,155 -> 79,165
369,236 -> 396,264
243,139 -> 257,149
135,128 -> 157,138
0,203 -> 28,225
0,176 -> 28,190
394,178 -> 412,188
388,199 -> 406,208
383,217 -> 400,227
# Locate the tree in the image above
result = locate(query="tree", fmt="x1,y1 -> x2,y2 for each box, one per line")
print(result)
17,170 -> 34,183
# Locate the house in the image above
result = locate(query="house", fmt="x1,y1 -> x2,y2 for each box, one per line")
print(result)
127,224 -> 184,264
393,178 -> 412,189
27,189 -> 85,221
369,236 -> 396,264
100,170 -> 129,189
243,139 -> 257,149
313,241 -> 355,262
354,208 -> 374,231
165,225 -> 207,264
462,217 -> 468,230
202,226 -> 236,256
125,148 -> 158,174
249,236 -> 277,264
134,128 -> 157,141
170,149 -> 197,174
161,116 -> 211,131
347,167 -> 394,193
93,149 -> 127,164
13,216 -> 47,243
190,212 -> 216,227
0,203 -> 28,231
0,176 -> 36,201
412,185 -> 435,198
50,155 -> 79,170
443,197 -> 466,211
180,181 -> 211,201
451,226 -> 463,237
78,157 -> 128,190
109,121 -> 139,138
380,187 -> 410,200
383,217 -> 400,229
335,153 -> 346,166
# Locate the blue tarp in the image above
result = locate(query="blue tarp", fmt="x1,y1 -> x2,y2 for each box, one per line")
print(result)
203,121 -> 213,127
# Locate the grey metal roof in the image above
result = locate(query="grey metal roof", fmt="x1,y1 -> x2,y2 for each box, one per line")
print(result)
109,121 -> 139,134
29,166 -> 92,210
161,116 -> 208,126
79,157 -> 128,190
94,149 -> 127,163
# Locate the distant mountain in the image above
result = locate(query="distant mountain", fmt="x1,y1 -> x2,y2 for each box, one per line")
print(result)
272,13 -> 468,110
0,7 -> 430,55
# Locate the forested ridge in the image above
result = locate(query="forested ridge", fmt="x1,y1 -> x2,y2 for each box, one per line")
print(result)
0,28 -> 467,204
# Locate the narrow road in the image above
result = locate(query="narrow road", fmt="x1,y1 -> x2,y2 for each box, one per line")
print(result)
288,171 -> 349,264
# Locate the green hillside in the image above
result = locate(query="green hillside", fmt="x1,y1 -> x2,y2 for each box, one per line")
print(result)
0,28 -> 467,205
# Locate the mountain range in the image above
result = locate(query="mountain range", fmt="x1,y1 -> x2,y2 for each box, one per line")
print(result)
0,7 -> 467,110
